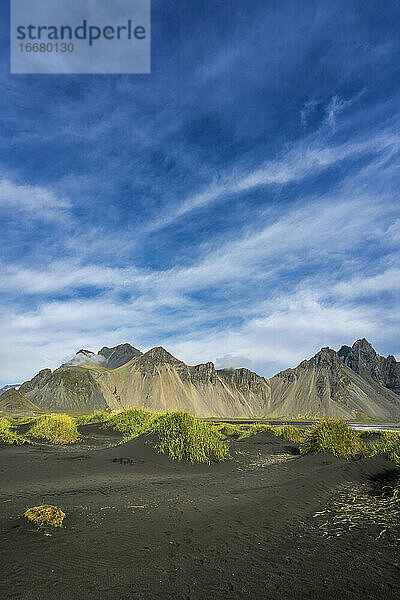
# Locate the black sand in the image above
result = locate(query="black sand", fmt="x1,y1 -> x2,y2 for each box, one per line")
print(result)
0,427 -> 399,600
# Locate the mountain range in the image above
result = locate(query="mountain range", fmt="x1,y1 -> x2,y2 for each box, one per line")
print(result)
4,338 -> 400,419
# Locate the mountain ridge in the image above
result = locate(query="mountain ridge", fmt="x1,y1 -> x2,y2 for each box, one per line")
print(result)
17,339 -> 400,418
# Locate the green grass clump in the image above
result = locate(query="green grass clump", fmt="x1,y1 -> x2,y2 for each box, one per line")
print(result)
151,411 -> 229,464
368,432 -> 400,463
75,412 -> 111,426
103,409 -> 157,436
235,424 -> 273,439
28,414 -> 79,444
300,419 -> 366,459
0,417 -> 27,445
277,424 -> 306,444
218,423 -> 244,437
366,432 -> 400,500
24,505 -> 66,527
217,422 -> 305,443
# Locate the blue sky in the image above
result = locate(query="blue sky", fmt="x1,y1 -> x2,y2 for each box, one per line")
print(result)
1,0 -> 400,385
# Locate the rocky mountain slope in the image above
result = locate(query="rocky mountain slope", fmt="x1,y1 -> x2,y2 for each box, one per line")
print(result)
17,339 -> 400,418
269,344 -> 400,419
338,338 -> 400,396
98,343 -> 142,369
0,388 -> 41,414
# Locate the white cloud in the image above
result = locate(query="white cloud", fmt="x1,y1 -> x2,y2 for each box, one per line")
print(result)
1,186 -> 398,384
1,115 -> 399,385
334,266 -> 400,298
0,177 -> 71,221
325,95 -> 353,132
145,128 -> 400,233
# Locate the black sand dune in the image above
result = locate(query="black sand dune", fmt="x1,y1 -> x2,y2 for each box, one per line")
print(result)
1,427 -> 399,600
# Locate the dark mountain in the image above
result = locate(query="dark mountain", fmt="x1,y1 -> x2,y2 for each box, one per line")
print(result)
99,343 -> 143,369
338,338 -> 400,396
269,344 -> 400,419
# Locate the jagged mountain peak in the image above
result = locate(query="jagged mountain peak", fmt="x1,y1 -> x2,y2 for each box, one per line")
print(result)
294,346 -> 340,372
351,338 -> 377,355
137,346 -> 185,367
76,349 -> 95,356
353,337 -> 374,347
99,342 -> 141,355
338,338 -> 400,396
98,343 -> 143,369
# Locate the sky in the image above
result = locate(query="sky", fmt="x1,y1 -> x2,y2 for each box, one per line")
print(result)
1,0 -> 400,385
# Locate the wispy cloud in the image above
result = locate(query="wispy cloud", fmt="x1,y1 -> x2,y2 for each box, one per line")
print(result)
0,177 -> 71,221
144,128 -> 400,233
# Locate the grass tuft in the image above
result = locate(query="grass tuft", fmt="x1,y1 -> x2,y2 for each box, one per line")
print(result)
105,409 -> 229,463
24,505 -> 66,527
103,409 -> 157,436
278,424 -> 306,444
0,417 -> 27,445
367,432 -> 400,463
218,422 -> 306,443
75,412 -> 111,426
28,414 -> 79,444
300,419 -> 366,459
151,411 -> 229,463
366,432 -> 400,500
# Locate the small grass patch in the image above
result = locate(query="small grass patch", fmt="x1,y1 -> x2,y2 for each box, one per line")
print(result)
229,424 -> 273,440
75,412 -> 111,426
366,432 -> 400,500
28,414 -> 79,444
368,431 -> 400,463
220,422 -> 306,443
0,417 -> 27,445
278,424 -> 306,444
217,422 -> 306,443
300,419 -> 366,459
24,505 -> 66,527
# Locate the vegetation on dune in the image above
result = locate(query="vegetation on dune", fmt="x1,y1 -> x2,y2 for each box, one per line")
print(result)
28,414 -> 79,444
300,419 -> 366,459
0,417 -> 27,445
278,424 -> 306,444
75,411 -> 111,426
24,505 -> 66,527
366,432 -> 400,500
10,416 -> 38,425
103,408 -> 157,436
152,411 -> 229,463
218,422 -> 306,443
237,424 -> 274,439
104,409 -> 229,463
367,432 -> 400,464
